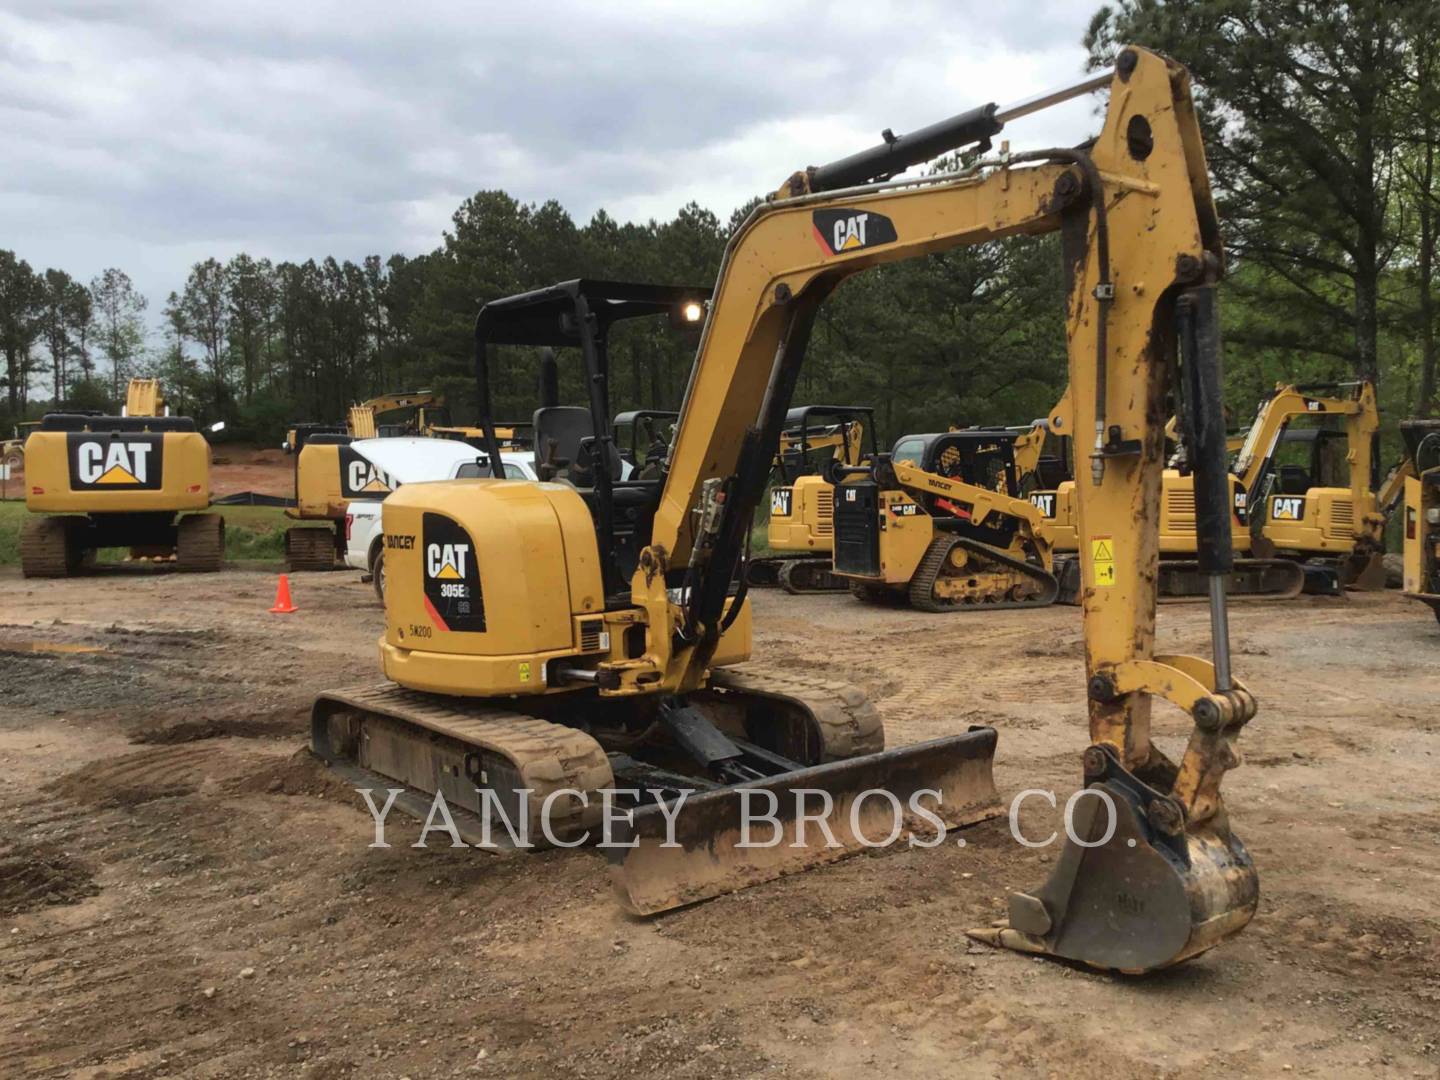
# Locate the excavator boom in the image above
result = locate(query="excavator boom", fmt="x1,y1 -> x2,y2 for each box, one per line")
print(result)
615,46 -> 1258,969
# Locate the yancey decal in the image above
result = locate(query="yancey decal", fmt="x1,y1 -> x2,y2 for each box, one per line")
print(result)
66,433 -> 164,490
1271,496 -> 1305,521
1029,492 -> 1057,519
339,446 -> 395,498
811,209 -> 898,256
421,512 -> 485,632
770,488 -> 793,516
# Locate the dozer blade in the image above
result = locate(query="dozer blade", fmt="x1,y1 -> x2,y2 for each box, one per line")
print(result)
610,727 -> 1000,915
969,745 -> 1257,973
1157,558 -> 1304,601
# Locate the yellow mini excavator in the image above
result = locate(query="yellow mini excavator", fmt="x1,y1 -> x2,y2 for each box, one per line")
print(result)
1029,384 -> 1304,601
747,404 -> 875,593
1243,381 -> 1388,591
832,427 -> 1058,610
20,378 -> 224,575
1401,419 -> 1440,626
312,47 -> 1258,972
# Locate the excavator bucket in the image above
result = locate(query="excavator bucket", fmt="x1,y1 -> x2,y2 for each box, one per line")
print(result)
969,746 -> 1258,972
610,727 -> 1000,915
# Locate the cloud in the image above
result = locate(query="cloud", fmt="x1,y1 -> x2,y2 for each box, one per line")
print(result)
0,0 -> 1099,315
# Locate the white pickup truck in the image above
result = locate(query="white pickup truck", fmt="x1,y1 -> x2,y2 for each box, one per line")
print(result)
342,438 -> 538,599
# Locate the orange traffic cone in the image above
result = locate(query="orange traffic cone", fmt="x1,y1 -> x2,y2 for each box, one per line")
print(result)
269,574 -> 297,614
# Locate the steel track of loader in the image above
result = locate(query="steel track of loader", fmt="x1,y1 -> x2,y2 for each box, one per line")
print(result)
285,526 -> 338,572
909,535 -> 1059,612
176,514 -> 225,572
1052,554 -> 1307,604
19,516 -> 79,578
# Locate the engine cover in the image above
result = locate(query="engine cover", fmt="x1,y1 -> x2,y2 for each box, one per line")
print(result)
378,478 -> 605,696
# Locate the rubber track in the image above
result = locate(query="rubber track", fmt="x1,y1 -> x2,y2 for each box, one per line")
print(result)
705,665 -> 884,760
312,682 -> 613,839
19,517 -> 75,578
1155,557 -> 1305,602
286,527 -> 336,571
176,514 -> 224,572
908,535 -> 1058,612
776,558 -> 846,594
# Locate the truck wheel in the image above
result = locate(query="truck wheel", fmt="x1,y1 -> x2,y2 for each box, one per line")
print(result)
370,549 -> 386,603
176,513 -> 225,572
20,516 -> 82,578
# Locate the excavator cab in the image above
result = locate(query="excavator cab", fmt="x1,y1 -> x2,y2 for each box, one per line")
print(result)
468,280 -> 710,602
1242,381 -> 1387,591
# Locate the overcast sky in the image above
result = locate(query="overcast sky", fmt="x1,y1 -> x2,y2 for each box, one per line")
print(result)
1,1 -> 1100,316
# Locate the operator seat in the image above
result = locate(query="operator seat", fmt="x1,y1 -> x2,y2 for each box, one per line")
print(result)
1274,464 -> 1312,494
532,406 -> 622,486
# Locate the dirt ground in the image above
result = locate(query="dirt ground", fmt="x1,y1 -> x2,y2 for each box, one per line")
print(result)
2,566 -> 1438,1079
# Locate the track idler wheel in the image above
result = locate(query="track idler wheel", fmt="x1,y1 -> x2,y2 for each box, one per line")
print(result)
969,745 -> 1258,973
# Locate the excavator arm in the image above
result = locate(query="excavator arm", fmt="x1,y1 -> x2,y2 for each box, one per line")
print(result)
621,46 -> 1257,971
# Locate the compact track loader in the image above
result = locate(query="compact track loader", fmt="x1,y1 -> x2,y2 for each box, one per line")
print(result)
747,404 -> 876,593
19,378 -> 224,576
1401,419 -> 1440,625
833,428 -> 1057,610
313,48 -> 1259,972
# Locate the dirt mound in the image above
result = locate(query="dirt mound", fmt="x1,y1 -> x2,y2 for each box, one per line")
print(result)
225,747 -> 356,799
0,844 -> 98,915
126,704 -> 309,744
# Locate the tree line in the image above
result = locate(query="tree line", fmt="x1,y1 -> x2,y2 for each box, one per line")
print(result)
1,0 -> 1437,449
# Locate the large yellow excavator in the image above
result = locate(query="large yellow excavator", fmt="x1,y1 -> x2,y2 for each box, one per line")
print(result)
19,378 -> 225,575
312,48 -> 1257,972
